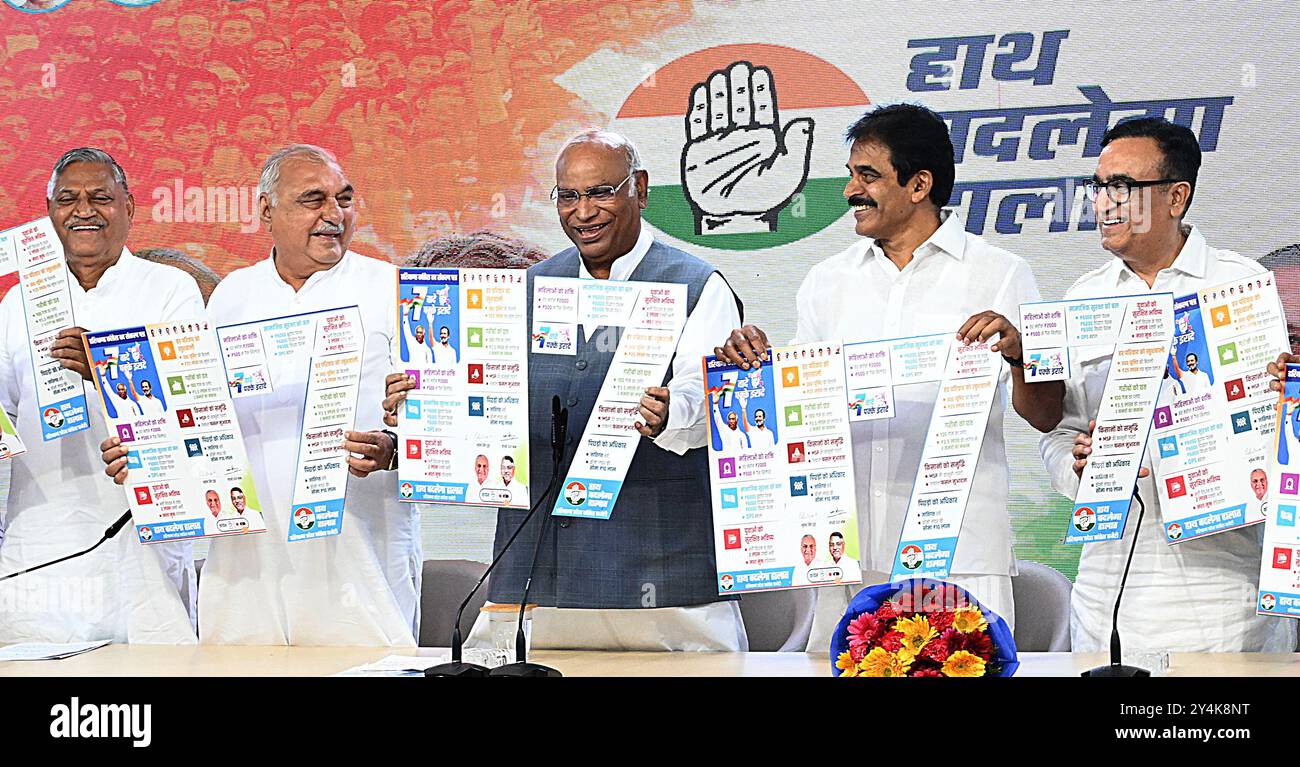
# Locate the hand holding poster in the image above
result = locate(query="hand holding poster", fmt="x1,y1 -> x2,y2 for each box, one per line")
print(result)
218,306 -> 364,542
394,268 -> 530,508
705,343 -> 860,594
85,321 -> 265,543
1020,292 -> 1175,543
1151,274 -> 1288,543
0,218 -> 90,441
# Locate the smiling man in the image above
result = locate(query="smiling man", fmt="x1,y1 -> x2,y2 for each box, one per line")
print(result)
0,148 -> 202,644
101,145 -> 419,646
1040,117 -> 1295,653
717,104 -> 1057,650
473,129 -> 747,650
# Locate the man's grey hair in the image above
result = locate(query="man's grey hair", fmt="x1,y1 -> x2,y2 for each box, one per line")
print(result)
46,147 -> 130,199
557,129 -> 644,183
257,144 -> 340,205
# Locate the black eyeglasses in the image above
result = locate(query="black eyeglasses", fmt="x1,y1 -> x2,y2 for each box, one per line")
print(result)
550,172 -> 635,208
1084,177 -> 1186,204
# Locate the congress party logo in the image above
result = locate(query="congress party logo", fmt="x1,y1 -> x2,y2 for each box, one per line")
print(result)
1072,506 -> 1096,532
1260,592 -> 1277,612
613,44 -> 871,250
43,406 -> 64,429
719,573 -> 735,591
900,544 -> 923,570
563,481 -> 587,507
294,507 -> 315,530
138,526 -> 153,542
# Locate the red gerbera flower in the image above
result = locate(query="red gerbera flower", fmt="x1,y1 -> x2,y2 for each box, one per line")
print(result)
942,628 -> 995,659
847,612 -> 883,649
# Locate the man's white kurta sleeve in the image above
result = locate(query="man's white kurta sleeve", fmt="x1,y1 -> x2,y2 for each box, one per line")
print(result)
1039,376 -> 1090,499
653,272 -> 741,456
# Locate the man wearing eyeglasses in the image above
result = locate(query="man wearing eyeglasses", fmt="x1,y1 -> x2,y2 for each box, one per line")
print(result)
481,129 -> 747,650
1040,117 -> 1295,654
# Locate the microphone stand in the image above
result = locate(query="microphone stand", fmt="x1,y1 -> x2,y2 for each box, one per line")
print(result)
0,509 -> 133,583
1082,489 -> 1151,677
492,407 -> 567,678
425,398 -> 568,677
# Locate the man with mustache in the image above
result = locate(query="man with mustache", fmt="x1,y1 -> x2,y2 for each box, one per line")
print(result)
0,148 -> 202,644
100,144 -> 419,646
717,104 -> 1060,649
1048,117 -> 1294,653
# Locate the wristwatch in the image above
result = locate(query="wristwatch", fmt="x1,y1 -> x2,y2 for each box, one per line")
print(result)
380,429 -> 399,471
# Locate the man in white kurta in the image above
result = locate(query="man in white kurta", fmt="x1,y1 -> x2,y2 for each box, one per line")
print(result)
0,150 -> 199,644
1039,117 -> 1294,653
136,379 -> 166,416
743,407 -> 778,449
196,146 -> 420,646
710,391 -> 750,452
717,105 -> 1061,651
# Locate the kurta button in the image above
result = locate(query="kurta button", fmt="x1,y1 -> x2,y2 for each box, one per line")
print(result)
575,359 -> 588,370
567,396 -> 578,407
558,518 -> 571,528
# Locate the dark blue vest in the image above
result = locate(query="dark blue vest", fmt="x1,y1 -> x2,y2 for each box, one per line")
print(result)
488,239 -> 741,609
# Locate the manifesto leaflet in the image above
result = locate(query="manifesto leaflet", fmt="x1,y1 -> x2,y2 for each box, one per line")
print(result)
218,306 -> 363,542
705,343 -> 859,594
1020,292 -> 1174,543
394,268 -> 530,508
85,321 -> 265,543
0,217 -> 90,440
1150,274 -> 1287,543
538,276 -> 686,520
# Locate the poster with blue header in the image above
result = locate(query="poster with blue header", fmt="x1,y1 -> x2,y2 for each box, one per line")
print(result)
1258,363 -> 1300,618
1,217 -> 90,441
706,342 -> 860,594
1153,273 -> 1289,543
85,321 -> 266,543
395,268 -> 530,509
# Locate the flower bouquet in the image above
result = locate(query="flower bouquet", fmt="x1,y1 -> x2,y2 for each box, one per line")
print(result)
830,579 -> 1018,677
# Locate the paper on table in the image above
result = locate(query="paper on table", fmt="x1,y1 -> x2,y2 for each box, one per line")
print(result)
0,639 -> 111,661
332,648 -> 507,676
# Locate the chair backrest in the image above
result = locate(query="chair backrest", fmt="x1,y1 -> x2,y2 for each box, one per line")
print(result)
1010,560 -> 1072,652
419,559 -> 490,647
739,588 -> 816,652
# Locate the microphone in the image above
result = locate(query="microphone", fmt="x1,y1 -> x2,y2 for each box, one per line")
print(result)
492,405 -> 567,677
1082,488 -> 1151,677
424,397 -> 569,677
0,509 -> 133,583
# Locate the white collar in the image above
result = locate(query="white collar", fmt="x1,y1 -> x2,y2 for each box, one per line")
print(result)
577,227 -> 654,281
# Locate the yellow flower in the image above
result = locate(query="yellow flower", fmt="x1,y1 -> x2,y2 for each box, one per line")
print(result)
951,606 -> 988,634
893,615 -> 938,657
942,650 -> 987,677
858,647 -> 914,677
836,651 -> 860,677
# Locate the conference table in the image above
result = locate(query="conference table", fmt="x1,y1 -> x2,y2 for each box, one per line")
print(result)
3,645 -> 1299,676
